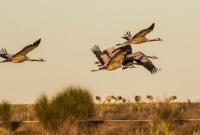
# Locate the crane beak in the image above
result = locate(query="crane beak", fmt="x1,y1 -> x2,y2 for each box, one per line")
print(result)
40,58 -> 46,62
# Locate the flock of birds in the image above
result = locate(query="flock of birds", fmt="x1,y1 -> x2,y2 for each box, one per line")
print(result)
0,23 -> 193,105
0,23 -> 162,75
95,95 -> 178,103
91,23 -> 162,74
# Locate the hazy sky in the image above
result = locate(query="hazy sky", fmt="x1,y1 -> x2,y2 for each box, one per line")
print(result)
0,0 -> 200,103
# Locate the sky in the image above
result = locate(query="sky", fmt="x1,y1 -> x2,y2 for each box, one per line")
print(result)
0,0 -> 200,103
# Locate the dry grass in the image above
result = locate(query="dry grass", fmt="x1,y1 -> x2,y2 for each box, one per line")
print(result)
1,102 -> 200,134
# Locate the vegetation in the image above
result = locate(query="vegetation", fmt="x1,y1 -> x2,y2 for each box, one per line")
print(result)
1,95 -> 200,134
193,130 -> 200,135
155,103 -> 183,122
150,122 -> 175,135
34,85 -> 95,134
14,131 -> 31,135
0,128 -> 10,135
0,100 -> 13,130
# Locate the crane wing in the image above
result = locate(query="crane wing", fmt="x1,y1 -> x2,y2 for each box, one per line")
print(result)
102,46 -> 117,58
13,38 -> 41,58
107,45 -> 132,70
91,45 -> 110,66
112,44 -> 132,56
133,51 -> 159,74
0,49 -> 13,59
132,23 -> 155,39
121,31 -> 132,41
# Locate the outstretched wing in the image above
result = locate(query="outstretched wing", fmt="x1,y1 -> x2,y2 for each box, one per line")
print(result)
91,45 -> 110,66
121,31 -> 132,41
0,48 -> 13,59
133,51 -> 159,74
107,45 -> 132,70
13,38 -> 41,57
132,23 -> 155,39
112,44 -> 132,55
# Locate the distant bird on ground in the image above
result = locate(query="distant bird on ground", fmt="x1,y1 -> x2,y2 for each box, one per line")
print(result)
122,98 -> 126,103
168,96 -> 177,102
0,39 -> 45,63
146,95 -> 154,102
115,96 -> 123,103
116,23 -> 162,46
95,96 -> 101,102
91,44 -> 134,71
104,96 -> 116,103
135,95 -> 141,103
126,51 -> 160,74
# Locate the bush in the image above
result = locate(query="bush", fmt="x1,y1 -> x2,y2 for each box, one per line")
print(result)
0,100 -> 13,130
34,85 -> 95,134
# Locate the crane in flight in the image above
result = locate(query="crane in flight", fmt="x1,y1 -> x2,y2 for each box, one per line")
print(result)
127,51 -> 160,74
0,38 -> 45,63
116,23 -> 162,46
91,44 -> 134,71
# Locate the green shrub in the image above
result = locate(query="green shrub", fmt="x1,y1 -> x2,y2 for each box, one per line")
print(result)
34,85 -> 95,134
0,100 -> 13,130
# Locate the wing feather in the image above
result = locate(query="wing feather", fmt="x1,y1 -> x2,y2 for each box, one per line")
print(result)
132,23 -> 155,39
107,45 -> 132,70
121,31 -> 132,41
91,45 -> 107,66
133,51 -> 158,74
0,49 -> 12,59
13,38 -> 41,58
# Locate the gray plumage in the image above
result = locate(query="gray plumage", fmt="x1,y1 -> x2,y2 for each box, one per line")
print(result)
0,49 -> 14,60
91,44 -> 133,71
131,51 -> 160,74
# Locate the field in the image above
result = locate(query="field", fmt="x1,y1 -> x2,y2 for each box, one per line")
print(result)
1,102 -> 200,135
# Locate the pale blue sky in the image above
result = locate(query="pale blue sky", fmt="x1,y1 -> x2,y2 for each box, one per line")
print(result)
0,0 -> 199,103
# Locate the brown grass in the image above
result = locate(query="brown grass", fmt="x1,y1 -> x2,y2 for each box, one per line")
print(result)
1,102 -> 200,134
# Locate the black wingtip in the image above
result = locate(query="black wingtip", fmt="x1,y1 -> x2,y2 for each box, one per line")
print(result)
35,38 -> 41,44
149,23 -> 155,30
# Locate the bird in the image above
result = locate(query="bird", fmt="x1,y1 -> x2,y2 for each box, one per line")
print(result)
122,98 -> 127,103
126,51 -> 160,74
0,38 -> 45,63
115,96 -> 123,103
116,23 -> 162,46
135,95 -> 141,103
146,95 -> 154,102
95,96 -> 101,102
168,96 -> 177,102
91,44 -> 134,71
103,96 -> 116,103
